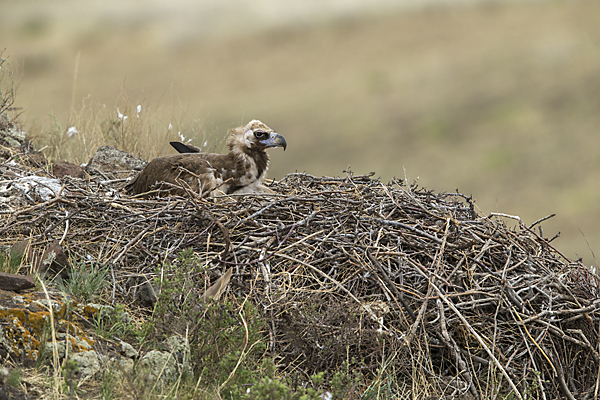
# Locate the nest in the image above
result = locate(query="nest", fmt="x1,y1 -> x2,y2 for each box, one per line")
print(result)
2,169 -> 599,399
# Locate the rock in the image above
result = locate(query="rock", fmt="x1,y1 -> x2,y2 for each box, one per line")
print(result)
37,240 -> 70,279
137,350 -> 178,385
86,146 -> 147,178
164,336 -> 192,377
52,161 -> 86,179
9,239 -> 32,262
119,340 -> 138,359
0,289 -> 96,363
70,351 -> 101,379
136,281 -> 158,308
0,272 -> 35,292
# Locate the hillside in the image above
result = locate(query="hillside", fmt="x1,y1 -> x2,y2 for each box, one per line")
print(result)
1,109 -> 599,399
1,0 -> 600,266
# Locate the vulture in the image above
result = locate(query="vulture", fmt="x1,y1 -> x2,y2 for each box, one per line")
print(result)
125,120 -> 287,197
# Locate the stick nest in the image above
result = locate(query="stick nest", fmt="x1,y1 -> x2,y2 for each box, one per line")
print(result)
2,169 -> 599,399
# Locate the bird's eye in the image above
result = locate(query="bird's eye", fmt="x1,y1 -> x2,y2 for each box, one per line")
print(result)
254,131 -> 267,139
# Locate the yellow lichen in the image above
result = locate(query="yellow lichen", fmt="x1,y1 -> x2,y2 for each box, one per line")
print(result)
0,290 -> 101,361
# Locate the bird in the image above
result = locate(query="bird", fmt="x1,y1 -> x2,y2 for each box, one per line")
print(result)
125,120 -> 287,197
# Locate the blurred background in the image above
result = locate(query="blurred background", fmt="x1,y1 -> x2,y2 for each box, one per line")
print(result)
1,0 -> 600,266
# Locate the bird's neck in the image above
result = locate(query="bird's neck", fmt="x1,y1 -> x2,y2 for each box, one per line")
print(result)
233,148 -> 269,180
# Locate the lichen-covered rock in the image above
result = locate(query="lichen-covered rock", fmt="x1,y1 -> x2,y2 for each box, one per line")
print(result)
137,350 -> 178,385
70,350 -> 101,379
119,340 -> 138,359
164,336 -> 192,377
45,332 -> 94,358
0,290 -> 98,362
86,146 -> 147,178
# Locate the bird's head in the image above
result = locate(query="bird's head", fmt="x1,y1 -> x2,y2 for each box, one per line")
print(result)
228,120 -> 287,155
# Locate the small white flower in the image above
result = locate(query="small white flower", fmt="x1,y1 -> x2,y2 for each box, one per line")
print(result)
177,132 -> 192,144
117,108 -> 128,122
168,123 -> 173,130
66,127 -> 78,138
136,105 -> 141,118
203,141 -> 208,147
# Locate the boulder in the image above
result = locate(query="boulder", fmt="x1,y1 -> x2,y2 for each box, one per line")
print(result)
86,146 -> 147,178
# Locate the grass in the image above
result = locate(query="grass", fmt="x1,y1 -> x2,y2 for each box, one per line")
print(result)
0,251 -> 24,274
0,53 -> 16,118
54,256 -> 110,304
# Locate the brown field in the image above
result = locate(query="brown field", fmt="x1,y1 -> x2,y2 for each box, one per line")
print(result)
2,0 -> 600,265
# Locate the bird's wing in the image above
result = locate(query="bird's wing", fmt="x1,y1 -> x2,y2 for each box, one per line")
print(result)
125,154 -> 221,196
170,142 -> 201,153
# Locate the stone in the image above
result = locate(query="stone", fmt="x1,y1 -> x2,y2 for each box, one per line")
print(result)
37,240 -> 70,279
70,350 -> 101,379
136,281 -> 158,308
52,161 -> 86,179
119,340 -> 138,359
0,289 -> 95,363
137,350 -> 178,385
0,272 -> 35,292
86,146 -> 147,178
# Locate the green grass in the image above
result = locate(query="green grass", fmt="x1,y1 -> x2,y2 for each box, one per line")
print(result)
0,252 -> 23,274
54,256 -> 110,304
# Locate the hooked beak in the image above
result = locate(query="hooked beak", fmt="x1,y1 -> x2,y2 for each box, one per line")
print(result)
261,132 -> 287,151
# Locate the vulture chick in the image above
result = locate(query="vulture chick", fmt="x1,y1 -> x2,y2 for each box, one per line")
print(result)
125,120 -> 287,197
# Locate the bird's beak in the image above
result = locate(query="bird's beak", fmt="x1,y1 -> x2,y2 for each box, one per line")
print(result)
261,132 -> 287,151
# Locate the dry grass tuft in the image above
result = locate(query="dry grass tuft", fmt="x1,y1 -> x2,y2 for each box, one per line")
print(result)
36,94 -> 210,165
